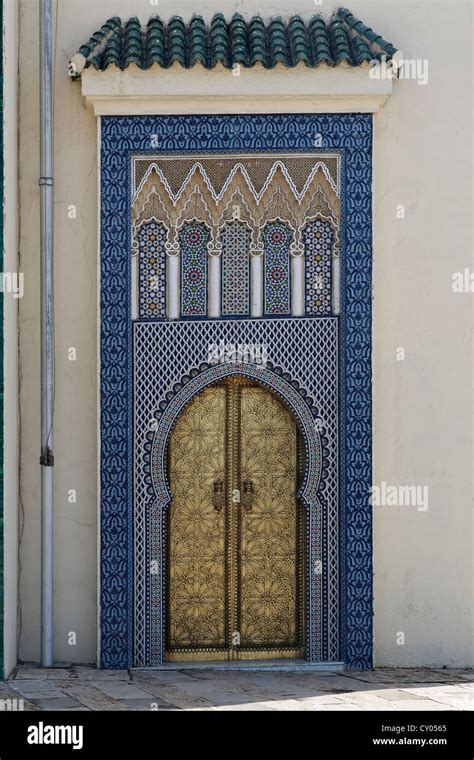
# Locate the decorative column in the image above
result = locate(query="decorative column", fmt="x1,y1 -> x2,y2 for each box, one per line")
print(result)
166,242 -> 180,320
131,238 -> 138,320
250,249 -> 263,317
291,246 -> 305,317
208,245 -> 221,318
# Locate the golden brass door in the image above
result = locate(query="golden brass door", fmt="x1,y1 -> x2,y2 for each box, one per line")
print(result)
166,377 -> 304,661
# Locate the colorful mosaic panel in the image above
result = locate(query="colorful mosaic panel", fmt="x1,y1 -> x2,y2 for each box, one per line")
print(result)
137,221 -> 167,319
179,222 -> 210,317
263,221 -> 293,315
221,222 -> 251,317
303,218 -> 334,315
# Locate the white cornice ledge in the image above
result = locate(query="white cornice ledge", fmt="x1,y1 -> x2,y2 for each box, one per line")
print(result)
80,62 -> 393,116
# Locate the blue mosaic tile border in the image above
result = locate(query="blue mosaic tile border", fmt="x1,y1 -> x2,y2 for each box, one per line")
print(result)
100,114 -> 373,669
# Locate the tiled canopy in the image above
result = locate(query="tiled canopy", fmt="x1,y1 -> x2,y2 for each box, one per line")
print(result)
68,7 -> 398,77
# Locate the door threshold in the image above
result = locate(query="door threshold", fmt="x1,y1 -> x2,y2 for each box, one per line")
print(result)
134,659 -> 345,672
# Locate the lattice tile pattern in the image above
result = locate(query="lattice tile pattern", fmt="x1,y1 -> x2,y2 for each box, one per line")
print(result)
221,222 -> 251,317
134,318 -> 338,665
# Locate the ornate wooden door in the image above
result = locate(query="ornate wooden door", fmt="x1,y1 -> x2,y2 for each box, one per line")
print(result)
166,377 -> 304,661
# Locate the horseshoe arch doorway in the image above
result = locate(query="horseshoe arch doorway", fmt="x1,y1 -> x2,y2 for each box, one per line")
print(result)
165,375 -> 306,662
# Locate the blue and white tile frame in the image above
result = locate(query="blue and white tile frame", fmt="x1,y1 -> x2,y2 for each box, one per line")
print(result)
100,114 -> 373,669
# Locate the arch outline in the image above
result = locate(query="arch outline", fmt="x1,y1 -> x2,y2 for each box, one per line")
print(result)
143,361 -> 329,665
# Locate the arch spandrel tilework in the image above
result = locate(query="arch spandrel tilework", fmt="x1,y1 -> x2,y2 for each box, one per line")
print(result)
131,154 -> 341,320
100,114 -> 373,670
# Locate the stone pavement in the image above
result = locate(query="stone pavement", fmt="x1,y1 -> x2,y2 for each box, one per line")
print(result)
1,665 -> 473,711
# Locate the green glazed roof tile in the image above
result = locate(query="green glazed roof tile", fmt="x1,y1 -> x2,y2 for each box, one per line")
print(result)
337,7 -> 398,58
329,18 -> 354,65
351,35 -> 373,65
123,17 -> 143,68
69,8 -> 399,76
146,19 -> 166,67
248,16 -> 267,66
210,13 -> 229,66
309,16 -> 332,66
189,17 -> 208,67
268,18 -> 290,67
100,28 -> 123,70
77,16 -> 121,60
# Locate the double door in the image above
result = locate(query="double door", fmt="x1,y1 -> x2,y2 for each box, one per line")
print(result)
166,377 -> 304,661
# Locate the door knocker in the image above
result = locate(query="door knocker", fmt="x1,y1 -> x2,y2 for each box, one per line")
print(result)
212,479 -> 224,512
242,480 -> 255,511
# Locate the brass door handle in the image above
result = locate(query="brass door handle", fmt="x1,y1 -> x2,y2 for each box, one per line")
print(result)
241,480 -> 254,511
212,479 -> 224,511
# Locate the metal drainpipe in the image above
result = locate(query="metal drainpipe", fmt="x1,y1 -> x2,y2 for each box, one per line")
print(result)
39,0 -> 54,668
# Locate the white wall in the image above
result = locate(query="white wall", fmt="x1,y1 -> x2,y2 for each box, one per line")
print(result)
3,0 -> 19,679
371,0 -> 472,666
17,0 -> 472,666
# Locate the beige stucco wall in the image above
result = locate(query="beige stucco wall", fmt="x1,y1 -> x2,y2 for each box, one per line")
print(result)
17,0 -> 472,666
3,0 -> 19,678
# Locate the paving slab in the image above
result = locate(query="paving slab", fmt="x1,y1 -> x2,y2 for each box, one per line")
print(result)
166,678 -> 262,707
118,698 -> 178,711
180,671 -> 303,703
210,701 -> 278,711
133,670 -> 201,685
59,683 -> 131,712
364,689 -> 427,701
14,667 -> 74,680
71,667 -> 130,681
421,695 -> 473,710
345,668 -> 464,685
31,697 -> 85,711
8,680 -> 67,699
130,678 -> 213,709
92,682 -> 157,700
379,699 -> 455,712
335,691 -> 403,709
311,703 -> 364,711
405,684 -> 474,698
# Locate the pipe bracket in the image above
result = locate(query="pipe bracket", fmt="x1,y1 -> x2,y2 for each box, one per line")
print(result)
40,446 -> 55,466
